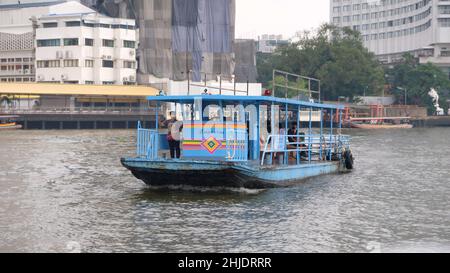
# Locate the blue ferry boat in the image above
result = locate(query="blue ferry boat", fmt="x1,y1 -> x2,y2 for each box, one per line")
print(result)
121,83 -> 354,189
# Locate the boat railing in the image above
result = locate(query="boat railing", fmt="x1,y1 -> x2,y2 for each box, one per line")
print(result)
226,129 -> 248,162
187,70 -> 250,96
136,121 -> 158,160
261,134 -> 351,166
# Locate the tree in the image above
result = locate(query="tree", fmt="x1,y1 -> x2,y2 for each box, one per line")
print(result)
256,24 -> 385,101
387,53 -> 450,113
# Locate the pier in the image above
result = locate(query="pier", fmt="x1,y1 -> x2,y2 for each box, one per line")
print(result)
0,82 -> 158,129
411,116 -> 450,127
9,110 -> 156,130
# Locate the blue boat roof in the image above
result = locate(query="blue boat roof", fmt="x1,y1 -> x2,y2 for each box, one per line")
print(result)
147,95 -> 344,110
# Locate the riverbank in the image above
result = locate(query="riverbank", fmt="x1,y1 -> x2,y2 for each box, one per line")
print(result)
412,116 -> 450,127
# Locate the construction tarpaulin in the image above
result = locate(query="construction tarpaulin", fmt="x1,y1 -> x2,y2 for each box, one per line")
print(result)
135,0 -> 235,81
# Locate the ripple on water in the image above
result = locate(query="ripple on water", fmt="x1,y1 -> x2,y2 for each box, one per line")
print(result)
0,129 -> 449,252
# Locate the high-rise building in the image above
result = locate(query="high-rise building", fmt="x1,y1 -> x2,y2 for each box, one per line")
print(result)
0,0 -> 137,85
330,0 -> 450,75
257,34 -> 289,54
89,0 -> 260,96
0,1 -> 60,83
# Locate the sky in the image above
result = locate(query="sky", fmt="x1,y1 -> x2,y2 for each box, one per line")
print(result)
236,0 -> 330,39
0,0 -> 330,39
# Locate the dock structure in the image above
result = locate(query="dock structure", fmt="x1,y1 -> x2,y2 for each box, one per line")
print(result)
411,116 -> 450,127
0,83 -> 159,130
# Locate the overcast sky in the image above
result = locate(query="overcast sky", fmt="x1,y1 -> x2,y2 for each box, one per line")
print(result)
0,0 -> 330,39
236,0 -> 330,39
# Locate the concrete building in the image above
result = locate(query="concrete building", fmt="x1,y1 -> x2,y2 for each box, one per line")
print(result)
35,1 -> 137,85
257,34 -> 289,53
87,0 -> 261,96
330,0 -> 450,75
0,1 -> 60,83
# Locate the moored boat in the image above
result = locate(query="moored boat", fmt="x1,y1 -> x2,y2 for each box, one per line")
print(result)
0,116 -> 22,130
350,117 -> 413,129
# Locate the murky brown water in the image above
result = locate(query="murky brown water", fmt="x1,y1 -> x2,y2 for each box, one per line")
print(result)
0,128 -> 449,253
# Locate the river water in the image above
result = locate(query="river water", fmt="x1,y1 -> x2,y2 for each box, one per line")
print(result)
0,128 -> 449,253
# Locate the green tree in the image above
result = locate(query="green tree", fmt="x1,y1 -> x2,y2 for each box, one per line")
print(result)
387,53 -> 450,113
256,24 -> 385,101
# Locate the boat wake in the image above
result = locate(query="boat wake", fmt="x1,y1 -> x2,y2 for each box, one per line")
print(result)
145,184 -> 266,195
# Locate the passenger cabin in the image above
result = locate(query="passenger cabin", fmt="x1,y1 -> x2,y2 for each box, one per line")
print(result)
137,95 -> 349,167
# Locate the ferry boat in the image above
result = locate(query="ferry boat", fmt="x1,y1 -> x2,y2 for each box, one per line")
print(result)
121,72 -> 354,189
0,115 -> 22,130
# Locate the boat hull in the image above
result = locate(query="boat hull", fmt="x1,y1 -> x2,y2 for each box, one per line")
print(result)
121,158 -> 343,189
0,124 -> 22,130
351,123 -> 413,129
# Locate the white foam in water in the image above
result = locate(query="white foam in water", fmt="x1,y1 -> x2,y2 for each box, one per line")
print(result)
380,241 -> 450,253
146,185 -> 266,195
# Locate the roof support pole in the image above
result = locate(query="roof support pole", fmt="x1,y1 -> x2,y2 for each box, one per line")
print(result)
308,107 -> 312,163
284,103 -> 288,165
320,108 -> 323,161
329,109 -> 334,161
296,105 -> 300,165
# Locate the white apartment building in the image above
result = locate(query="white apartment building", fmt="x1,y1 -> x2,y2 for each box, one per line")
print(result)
330,0 -> 450,75
257,34 -> 289,53
0,1 -> 57,83
35,1 -> 137,85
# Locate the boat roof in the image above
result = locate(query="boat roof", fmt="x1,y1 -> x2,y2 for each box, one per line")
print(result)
147,95 -> 344,110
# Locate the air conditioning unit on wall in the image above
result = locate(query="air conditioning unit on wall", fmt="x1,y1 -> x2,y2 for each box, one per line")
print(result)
65,51 -> 73,59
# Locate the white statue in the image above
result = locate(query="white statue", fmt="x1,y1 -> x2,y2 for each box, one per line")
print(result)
428,88 -> 444,116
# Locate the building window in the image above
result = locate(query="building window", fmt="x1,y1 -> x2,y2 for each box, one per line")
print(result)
102,60 -> 114,68
37,60 -> 60,68
66,21 -> 81,27
63,38 -> 79,46
102,39 -> 114,47
120,25 -> 136,30
102,81 -> 115,85
85,38 -> 94,46
43,22 -> 57,28
123,61 -> 136,69
37,39 -> 60,47
85,81 -> 94,85
123,40 -> 135,48
100,24 -> 111,28
64,59 -> 79,67
85,60 -> 94,67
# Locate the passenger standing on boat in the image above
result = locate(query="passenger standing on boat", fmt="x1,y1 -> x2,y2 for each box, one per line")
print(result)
162,111 -> 182,159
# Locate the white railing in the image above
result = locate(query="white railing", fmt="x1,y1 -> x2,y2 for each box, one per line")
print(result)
136,121 -> 158,159
261,134 -> 351,166
226,130 -> 248,162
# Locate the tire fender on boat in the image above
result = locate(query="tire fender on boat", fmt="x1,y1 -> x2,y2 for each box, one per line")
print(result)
343,150 -> 354,170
